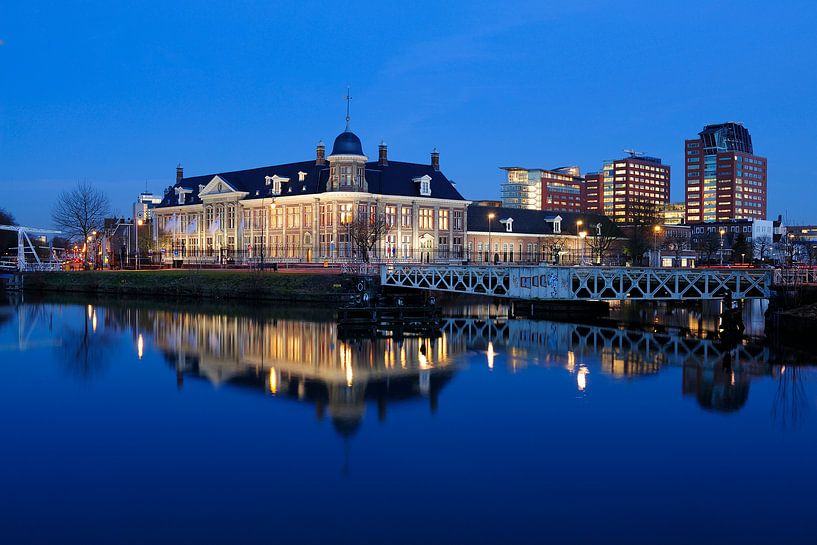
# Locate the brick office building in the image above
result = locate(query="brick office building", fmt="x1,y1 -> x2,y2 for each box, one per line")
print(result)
685,122 -> 767,223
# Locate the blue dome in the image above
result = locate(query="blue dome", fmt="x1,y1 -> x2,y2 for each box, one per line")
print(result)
330,130 -> 364,156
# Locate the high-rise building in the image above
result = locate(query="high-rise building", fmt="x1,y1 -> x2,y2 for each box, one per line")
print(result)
659,202 -> 686,225
600,154 -> 670,223
500,166 -> 584,213
685,122 -> 767,223
583,172 -> 603,214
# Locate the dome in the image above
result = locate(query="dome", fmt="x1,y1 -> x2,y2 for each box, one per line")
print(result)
330,130 -> 364,156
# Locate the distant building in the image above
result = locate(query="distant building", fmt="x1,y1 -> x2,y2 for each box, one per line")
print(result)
466,204 -> 623,265
600,154 -> 670,223
583,172 -> 603,214
688,218 -> 773,262
685,122 -> 767,223
500,166 -> 584,213
659,202 -> 685,225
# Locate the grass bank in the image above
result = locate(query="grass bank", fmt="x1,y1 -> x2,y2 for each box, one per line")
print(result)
22,270 -> 361,303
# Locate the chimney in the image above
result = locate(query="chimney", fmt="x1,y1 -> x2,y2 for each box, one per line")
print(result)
176,164 -> 184,184
378,141 -> 388,166
316,141 -> 326,166
431,148 -> 440,171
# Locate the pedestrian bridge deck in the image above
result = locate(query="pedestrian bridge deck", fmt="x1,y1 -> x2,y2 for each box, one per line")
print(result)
381,265 -> 771,301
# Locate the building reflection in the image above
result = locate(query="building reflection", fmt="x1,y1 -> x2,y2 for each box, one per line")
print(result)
93,300 -> 787,420
105,306 -> 463,436
442,315 -> 774,412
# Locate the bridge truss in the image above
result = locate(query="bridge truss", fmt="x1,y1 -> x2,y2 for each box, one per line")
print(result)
381,265 -> 771,301
0,225 -> 63,272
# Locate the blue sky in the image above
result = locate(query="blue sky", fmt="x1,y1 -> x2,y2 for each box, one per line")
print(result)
2,0 -> 816,227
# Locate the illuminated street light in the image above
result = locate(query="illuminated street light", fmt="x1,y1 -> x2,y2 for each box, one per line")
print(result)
487,212 -> 496,264
719,228 -> 726,266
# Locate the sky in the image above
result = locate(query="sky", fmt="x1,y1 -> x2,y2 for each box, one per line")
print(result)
2,0 -> 817,228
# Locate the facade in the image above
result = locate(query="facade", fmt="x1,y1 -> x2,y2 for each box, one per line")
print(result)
689,218 -> 773,262
685,122 -> 767,223
583,172 -> 602,214
153,127 -> 469,264
500,166 -> 584,213
466,204 -> 623,265
659,202 -> 685,225
600,155 -> 670,223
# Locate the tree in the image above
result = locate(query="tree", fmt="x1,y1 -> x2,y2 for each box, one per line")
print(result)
694,232 -> 721,263
753,236 -> 772,263
624,226 -> 651,266
348,213 -> 389,263
732,232 -> 751,264
0,207 -> 17,254
585,221 -> 618,265
51,181 -> 111,262
661,232 -> 689,267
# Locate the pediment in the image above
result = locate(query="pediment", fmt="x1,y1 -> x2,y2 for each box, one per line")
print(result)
199,175 -> 239,197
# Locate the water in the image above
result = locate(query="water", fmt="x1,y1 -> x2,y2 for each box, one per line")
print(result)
1,294 -> 816,545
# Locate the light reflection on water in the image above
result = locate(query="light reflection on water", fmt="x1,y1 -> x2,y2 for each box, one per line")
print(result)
1,295 -> 816,544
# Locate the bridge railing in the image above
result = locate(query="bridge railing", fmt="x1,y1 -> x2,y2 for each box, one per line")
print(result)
774,267 -> 817,286
381,264 -> 772,301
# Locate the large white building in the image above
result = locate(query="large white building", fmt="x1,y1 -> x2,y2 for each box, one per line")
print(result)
153,125 -> 470,264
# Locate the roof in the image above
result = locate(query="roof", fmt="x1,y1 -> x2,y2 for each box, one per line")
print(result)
330,130 -> 364,156
467,205 -> 623,237
158,159 -> 466,207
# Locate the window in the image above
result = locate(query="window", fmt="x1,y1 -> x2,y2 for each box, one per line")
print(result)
419,208 -> 433,230
453,210 -> 463,230
286,207 -> 300,229
303,206 -> 313,228
401,235 -> 412,258
338,203 -> 353,225
401,207 -> 412,228
385,205 -> 396,227
271,207 -> 283,229
320,204 -> 333,226
227,206 -> 236,229
438,209 -> 449,230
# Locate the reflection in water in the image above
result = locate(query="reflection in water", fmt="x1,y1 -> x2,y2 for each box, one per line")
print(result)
103,306 -> 463,437
3,295 -> 814,428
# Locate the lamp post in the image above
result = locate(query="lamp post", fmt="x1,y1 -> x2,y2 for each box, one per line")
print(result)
653,225 -> 662,267
135,219 -> 143,270
579,231 -> 587,264
576,220 -> 583,264
788,233 -> 795,266
719,228 -> 726,266
487,212 -> 496,264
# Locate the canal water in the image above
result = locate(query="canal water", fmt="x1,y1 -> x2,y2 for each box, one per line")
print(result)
1,294 -> 815,544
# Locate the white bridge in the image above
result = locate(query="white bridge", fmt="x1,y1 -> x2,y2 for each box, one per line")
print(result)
381,265 -> 772,300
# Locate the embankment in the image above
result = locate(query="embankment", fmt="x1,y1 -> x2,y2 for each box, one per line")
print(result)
21,271 -> 364,303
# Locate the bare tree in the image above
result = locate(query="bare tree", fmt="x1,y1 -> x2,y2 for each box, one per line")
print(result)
694,232 -> 720,263
752,236 -> 772,263
662,232 -> 689,267
0,206 -> 16,253
548,236 -> 569,264
348,214 -> 390,263
51,181 -> 111,262
585,222 -> 618,265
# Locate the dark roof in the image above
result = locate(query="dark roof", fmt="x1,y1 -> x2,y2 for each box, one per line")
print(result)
332,129 -> 365,155
330,130 -> 365,156
467,205 -> 623,237
159,159 -> 466,207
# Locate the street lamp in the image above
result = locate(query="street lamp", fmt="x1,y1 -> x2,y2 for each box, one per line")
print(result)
719,228 -> 726,266
135,219 -> 143,270
579,230 -> 587,264
487,212 -> 496,264
653,225 -> 662,267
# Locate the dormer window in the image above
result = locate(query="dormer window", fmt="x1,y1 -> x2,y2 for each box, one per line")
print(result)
546,214 -> 563,234
298,171 -> 307,182
414,175 -> 432,197
174,186 -> 192,205
500,217 -> 513,232
265,175 -> 289,196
